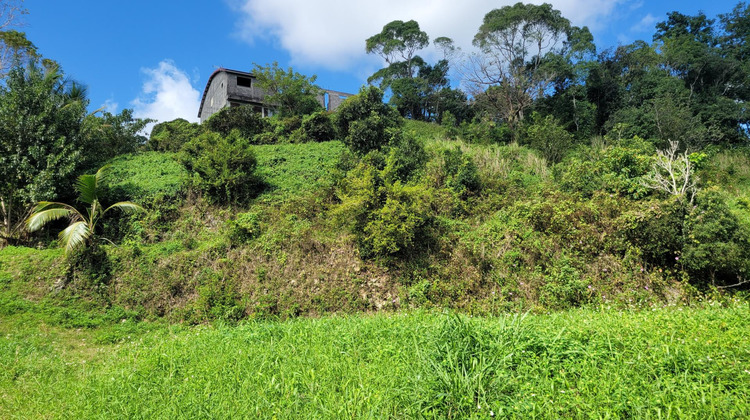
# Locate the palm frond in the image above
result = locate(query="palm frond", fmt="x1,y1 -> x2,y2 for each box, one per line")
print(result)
76,174 -> 98,205
103,201 -> 145,214
59,221 -> 91,253
26,202 -> 81,232
95,165 -> 111,190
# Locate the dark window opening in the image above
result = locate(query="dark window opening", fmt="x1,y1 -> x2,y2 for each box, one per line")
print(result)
237,76 -> 252,88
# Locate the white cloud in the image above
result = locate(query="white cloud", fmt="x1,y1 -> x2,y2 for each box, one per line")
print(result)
630,13 -> 658,33
132,60 -> 201,134
231,0 -> 627,70
101,98 -> 118,114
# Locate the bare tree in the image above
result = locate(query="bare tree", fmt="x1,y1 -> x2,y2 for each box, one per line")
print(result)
641,140 -> 698,204
0,0 -> 33,76
463,3 -> 572,137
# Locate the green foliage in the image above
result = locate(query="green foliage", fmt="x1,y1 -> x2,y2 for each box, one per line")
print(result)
460,116 -> 511,144
381,132 -> 427,183
253,140 -> 346,202
205,105 -> 269,140
251,61 -> 322,117
225,211 -> 261,246
26,166 -> 144,255
179,131 -> 262,204
81,109 -> 151,170
300,111 -> 336,142
148,118 -> 204,152
187,268 -> 244,323
621,198 -> 686,267
0,62 -> 88,243
336,152 -> 432,259
682,188 -> 750,287
104,152 -> 187,203
334,86 -> 401,154
432,146 -> 480,197
558,136 -> 654,199
523,113 -> 574,163
361,182 -> 432,258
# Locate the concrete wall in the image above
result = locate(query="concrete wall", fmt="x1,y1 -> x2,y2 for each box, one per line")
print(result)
200,70 -> 353,121
226,74 -> 266,104
199,72 -> 229,123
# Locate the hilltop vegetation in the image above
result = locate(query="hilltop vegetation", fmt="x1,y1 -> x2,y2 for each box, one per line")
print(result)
2,2 -> 750,322
2,2 -> 750,417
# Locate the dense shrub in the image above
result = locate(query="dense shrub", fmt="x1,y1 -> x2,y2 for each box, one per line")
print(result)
205,106 -> 269,139
439,146 -> 480,197
148,118 -> 204,152
334,86 -> 401,154
524,113 -> 574,164
620,198 -> 686,267
682,188 -> 750,287
179,131 -> 263,203
225,211 -> 261,245
558,136 -> 654,199
460,117 -> 511,144
335,158 -> 433,259
301,111 -> 336,142
382,131 -> 427,184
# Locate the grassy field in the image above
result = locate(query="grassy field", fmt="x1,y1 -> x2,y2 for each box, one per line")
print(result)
1,299 -> 748,419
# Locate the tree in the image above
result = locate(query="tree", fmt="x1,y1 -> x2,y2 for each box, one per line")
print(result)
81,109 -> 152,169
467,2 -> 583,137
0,1 -> 37,76
252,62 -> 322,117
148,117 -> 204,152
641,140 -> 698,204
366,20 -> 429,83
366,20 -> 460,121
26,166 -> 143,253
0,62 -> 87,246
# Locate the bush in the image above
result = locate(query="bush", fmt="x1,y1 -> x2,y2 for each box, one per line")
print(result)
682,188 -> 750,287
335,157 -> 433,259
205,106 -> 269,139
148,118 -> 204,152
225,211 -> 261,245
382,131 -> 427,184
334,86 -> 401,154
439,146 -> 480,197
558,137 -> 654,199
179,131 -> 263,203
301,111 -> 336,142
524,113 -> 573,164
460,117 -> 511,144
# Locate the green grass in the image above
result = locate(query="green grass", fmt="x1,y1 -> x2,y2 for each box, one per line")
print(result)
253,140 -> 346,202
1,301 -> 748,418
105,151 -> 187,201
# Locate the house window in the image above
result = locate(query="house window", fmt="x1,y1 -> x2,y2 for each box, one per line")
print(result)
237,76 -> 252,88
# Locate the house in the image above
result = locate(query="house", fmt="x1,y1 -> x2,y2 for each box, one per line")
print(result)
197,68 -> 353,123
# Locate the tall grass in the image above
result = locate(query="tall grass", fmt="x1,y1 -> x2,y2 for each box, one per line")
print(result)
2,302 -> 748,418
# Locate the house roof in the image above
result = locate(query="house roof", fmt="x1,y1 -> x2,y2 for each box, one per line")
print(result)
197,68 -> 255,118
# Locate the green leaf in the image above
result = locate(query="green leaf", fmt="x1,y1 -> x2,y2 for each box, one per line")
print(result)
26,202 -> 80,232
103,201 -> 144,214
59,221 -> 91,253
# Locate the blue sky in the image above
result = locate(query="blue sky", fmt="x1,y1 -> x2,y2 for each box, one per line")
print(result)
22,0 -> 737,127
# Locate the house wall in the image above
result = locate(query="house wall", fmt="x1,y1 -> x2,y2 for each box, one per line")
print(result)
226,74 -> 266,104
199,70 -> 353,122
200,72 -> 229,123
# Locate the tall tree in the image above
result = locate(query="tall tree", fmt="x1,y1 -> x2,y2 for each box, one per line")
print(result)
0,62 -> 87,245
366,19 -> 429,84
252,62 -> 322,117
468,2 -> 583,137
0,0 -> 37,76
